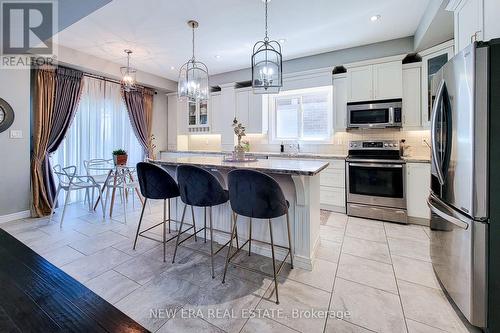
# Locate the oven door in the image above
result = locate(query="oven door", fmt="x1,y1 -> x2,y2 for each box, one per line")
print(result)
347,162 -> 406,209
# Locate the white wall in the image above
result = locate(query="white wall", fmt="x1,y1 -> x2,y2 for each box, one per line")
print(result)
209,37 -> 414,86
151,93 -> 168,156
0,69 -> 31,217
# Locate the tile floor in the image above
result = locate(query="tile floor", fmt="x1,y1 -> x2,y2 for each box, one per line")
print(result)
1,201 -> 469,333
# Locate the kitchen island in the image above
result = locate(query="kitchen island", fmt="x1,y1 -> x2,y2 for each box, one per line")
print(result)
152,156 -> 329,270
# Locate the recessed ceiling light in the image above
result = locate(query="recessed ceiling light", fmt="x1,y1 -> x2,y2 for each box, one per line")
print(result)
370,15 -> 381,22
279,38 -> 287,44
214,55 -> 221,59
170,66 -> 175,70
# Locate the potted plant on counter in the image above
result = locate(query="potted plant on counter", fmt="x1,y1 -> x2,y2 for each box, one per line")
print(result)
112,149 -> 128,166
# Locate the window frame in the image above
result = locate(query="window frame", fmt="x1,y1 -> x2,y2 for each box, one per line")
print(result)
269,85 -> 334,144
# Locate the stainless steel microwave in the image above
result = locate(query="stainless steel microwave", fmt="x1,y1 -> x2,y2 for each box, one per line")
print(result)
347,99 -> 402,129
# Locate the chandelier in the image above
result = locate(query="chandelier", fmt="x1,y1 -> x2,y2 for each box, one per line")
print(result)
120,49 -> 137,91
251,0 -> 282,94
178,20 -> 209,102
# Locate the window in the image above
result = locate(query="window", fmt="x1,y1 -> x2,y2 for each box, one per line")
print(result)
271,86 -> 332,142
51,76 -> 143,202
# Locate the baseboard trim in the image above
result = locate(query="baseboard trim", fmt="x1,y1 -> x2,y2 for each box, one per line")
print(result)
0,210 -> 31,224
408,216 -> 430,227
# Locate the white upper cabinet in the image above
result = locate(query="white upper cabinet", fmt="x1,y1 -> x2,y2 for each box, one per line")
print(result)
209,92 -> 222,133
235,87 -> 266,134
402,63 -> 422,128
347,60 -> 402,102
333,73 -> 347,131
373,62 -> 403,100
235,89 -> 250,128
347,65 -> 373,102
419,41 -> 454,128
448,0 -> 483,54
448,0 -> 500,54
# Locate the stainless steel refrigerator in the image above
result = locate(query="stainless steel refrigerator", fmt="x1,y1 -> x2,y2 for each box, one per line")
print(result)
428,40 -> 500,331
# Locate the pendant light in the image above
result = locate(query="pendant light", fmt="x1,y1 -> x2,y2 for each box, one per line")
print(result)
251,0 -> 282,94
178,20 -> 209,102
120,49 -> 137,91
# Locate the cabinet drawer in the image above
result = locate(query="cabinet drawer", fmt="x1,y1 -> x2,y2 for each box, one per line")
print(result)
320,186 -> 345,207
320,168 -> 345,188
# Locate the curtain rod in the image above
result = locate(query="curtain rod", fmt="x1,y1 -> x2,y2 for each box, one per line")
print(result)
82,72 -> 157,94
83,72 -> 122,85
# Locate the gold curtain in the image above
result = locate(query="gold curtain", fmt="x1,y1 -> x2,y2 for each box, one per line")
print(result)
31,65 -> 56,217
143,88 -> 154,158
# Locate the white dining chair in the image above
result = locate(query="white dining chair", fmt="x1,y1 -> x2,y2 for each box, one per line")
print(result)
103,166 -> 144,223
83,158 -> 114,206
49,165 -> 105,227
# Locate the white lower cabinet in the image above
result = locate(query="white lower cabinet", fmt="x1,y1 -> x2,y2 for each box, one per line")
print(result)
319,160 -> 346,213
406,162 -> 431,221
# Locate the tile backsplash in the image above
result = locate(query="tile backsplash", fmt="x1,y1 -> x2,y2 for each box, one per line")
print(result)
184,129 -> 431,157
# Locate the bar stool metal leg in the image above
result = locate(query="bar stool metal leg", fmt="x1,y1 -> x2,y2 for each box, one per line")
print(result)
133,198 -> 148,250
209,206 -> 215,278
268,218 -> 280,304
222,213 -> 238,284
248,217 -> 252,256
204,207 -> 207,243
172,204 -> 188,263
168,198 -> 171,234
190,205 -> 198,242
163,199 -> 167,262
286,211 -> 294,269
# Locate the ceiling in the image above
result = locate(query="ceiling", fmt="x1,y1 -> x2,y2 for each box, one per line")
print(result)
55,0 -> 431,81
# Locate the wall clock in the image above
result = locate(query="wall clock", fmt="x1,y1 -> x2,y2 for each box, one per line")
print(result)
0,98 -> 14,133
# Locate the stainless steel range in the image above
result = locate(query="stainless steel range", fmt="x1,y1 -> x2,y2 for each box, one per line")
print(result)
346,140 -> 407,224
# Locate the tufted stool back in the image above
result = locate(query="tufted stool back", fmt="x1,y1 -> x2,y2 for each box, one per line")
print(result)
136,162 -> 180,200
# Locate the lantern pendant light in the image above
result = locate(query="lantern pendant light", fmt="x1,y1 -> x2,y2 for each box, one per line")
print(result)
178,20 -> 209,102
121,49 -> 137,91
251,0 -> 282,94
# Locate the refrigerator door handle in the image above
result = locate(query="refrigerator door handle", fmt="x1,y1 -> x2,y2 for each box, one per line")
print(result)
431,79 -> 446,186
427,196 -> 469,230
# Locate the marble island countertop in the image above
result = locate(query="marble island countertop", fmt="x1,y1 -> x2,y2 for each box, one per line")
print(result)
152,155 -> 330,176
160,150 -> 430,163
160,150 -> 347,160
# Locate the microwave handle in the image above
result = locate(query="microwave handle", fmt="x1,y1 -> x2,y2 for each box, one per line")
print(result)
389,107 -> 394,123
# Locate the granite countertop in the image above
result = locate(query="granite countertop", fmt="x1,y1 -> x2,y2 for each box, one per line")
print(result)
160,150 -> 430,163
403,156 -> 431,163
152,156 -> 329,176
160,150 -> 347,160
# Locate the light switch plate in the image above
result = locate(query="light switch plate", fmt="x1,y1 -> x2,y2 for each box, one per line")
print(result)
10,130 -> 23,139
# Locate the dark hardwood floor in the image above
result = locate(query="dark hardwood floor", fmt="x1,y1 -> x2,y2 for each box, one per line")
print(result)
0,229 -> 149,333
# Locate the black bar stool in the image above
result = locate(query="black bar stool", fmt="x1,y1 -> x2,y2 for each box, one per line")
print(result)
134,162 -> 195,262
222,169 -> 293,304
172,165 -> 239,278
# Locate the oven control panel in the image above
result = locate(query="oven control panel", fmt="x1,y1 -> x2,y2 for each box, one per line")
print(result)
349,140 -> 400,150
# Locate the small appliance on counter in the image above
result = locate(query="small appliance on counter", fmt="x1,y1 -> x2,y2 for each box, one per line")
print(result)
347,99 -> 402,129
346,140 -> 407,224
